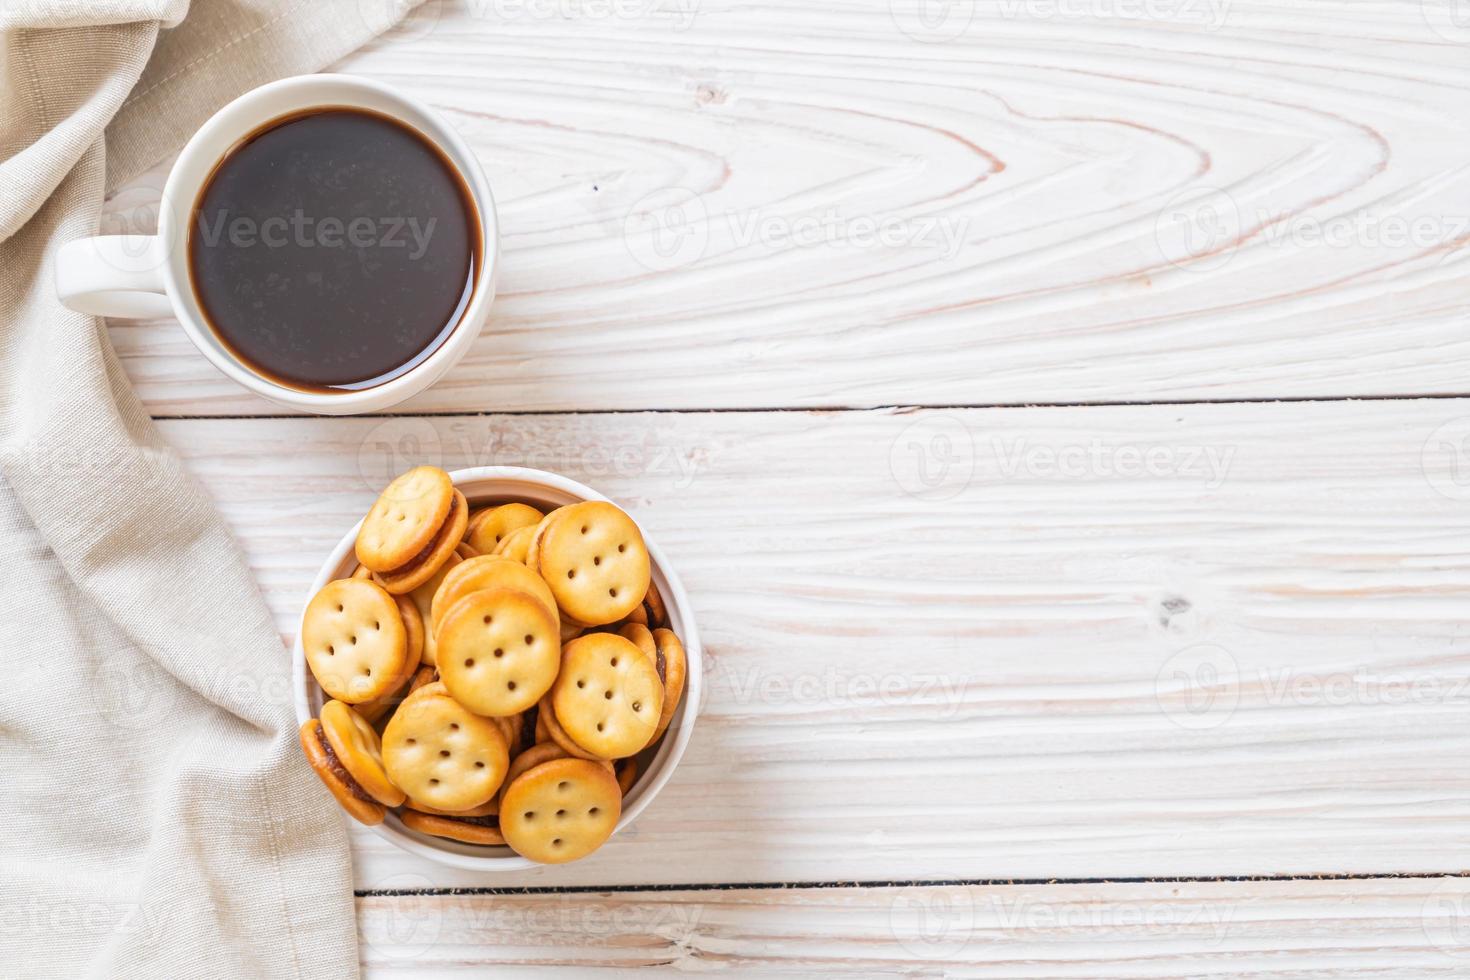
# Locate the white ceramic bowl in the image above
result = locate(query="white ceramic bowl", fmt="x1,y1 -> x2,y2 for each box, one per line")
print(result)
293,466 -> 701,870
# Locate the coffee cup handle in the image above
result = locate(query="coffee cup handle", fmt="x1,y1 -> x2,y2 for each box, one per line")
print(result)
55,235 -> 174,319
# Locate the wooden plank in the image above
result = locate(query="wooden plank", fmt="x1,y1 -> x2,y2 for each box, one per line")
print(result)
111,0 -> 1470,416
161,398 -> 1470,888
357,877 -> 1470,976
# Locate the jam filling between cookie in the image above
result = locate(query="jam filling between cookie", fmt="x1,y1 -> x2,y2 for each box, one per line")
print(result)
519,704 -> 538,754
445,813 -> 501,828
384,493 -> 461,577
316,725 -> 376,803
654,651 -> 667,685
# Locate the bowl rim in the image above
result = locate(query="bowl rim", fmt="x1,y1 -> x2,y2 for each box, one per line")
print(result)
292,465 -> 701,871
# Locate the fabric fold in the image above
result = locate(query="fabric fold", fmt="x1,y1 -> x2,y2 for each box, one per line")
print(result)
1,1 -> 420,976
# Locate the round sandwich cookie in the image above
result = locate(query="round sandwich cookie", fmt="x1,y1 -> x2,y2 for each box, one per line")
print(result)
395,593 -> 425,669
407,549 -> 462,667
431,554 -> 559,636
299,718 -> 385,825
618,622 -> 657,665
516,703 -> 540,755
375,489 -> 469,595
552,632 -> 663,759
494,712 -> 524,754
642,578 -> 668,629
400,809 -> 506,846
437,587 -> 560,717
400,678 -> 451,706
650,627 -> 687,739
522,506 -> 566,573
353,595 -> 424,723
536,693 -> 604,761
491,523 -> 537,564
502,741 -> 568,792
382,688 -> 509,812
404,794 -> 499,817
319,699 -> 406,807
502,741 -> 612,799
501,758 -> 622,863
536,501 -> 650,626
303,578 -> 408,703
466,502 -> 543,557
616,757 -> 639,796
356,466 -> 455,573
355,684 -> 403,725
406,663 -> 438,697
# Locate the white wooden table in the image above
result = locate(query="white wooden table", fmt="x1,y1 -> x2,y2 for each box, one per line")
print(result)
107,0 -> 1470,973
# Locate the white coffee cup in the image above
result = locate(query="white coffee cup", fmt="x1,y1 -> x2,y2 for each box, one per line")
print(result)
55,74 -> 498,416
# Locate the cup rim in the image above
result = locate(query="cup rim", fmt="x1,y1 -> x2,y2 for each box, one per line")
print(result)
160,73 -> 499,413
292,466 -> 702,871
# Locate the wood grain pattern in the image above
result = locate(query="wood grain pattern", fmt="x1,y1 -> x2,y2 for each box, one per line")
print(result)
357,877 -> 1470,976
121,2 -> 1470,966
107,0 -> 1470,416
160,398 -> 1470,889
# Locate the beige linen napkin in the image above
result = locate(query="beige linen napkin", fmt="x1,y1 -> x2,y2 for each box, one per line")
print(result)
1,1 -> 419,976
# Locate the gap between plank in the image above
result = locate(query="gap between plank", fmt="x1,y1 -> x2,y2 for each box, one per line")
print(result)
147,390 -> 1470,422
354,871 -> 1470,898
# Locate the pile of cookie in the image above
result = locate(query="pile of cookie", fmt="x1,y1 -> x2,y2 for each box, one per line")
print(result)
298,466 -> 686,864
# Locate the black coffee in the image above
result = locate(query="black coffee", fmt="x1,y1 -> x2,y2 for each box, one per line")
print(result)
188,108 -> 479,391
